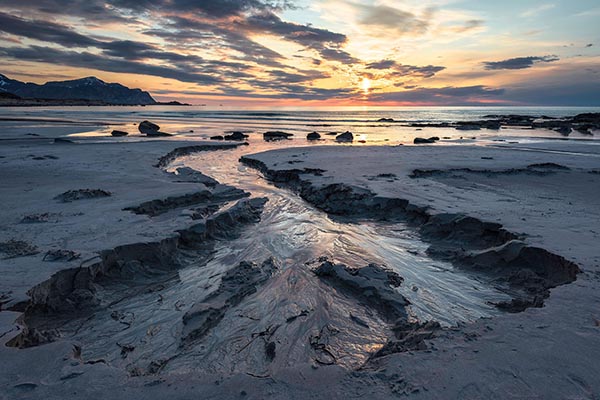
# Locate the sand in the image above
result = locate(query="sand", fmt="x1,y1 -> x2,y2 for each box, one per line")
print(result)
1,127 -> 599,399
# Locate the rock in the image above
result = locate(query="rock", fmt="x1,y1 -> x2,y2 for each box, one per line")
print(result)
455,124 -> 481,131
54,189 -> 112,203
210,135 -> 224,140
138,120 -> 160,134
0,240 -> 39,259
43,249 -> 80,262
554,126 -> 572,136
378,118 -> 394,122
335,131 -> 354,142
263,131 -> 293,141
111,130 -> 128,137
307,132 -> 321,140
54,138 -> 74,144
413,137 -> 437,144
223,131 -> 248,141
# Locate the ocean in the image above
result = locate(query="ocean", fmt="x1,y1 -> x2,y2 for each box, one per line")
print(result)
1,106 -> 599,145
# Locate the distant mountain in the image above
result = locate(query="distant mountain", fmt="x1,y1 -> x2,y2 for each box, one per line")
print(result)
0,74 -> 157,105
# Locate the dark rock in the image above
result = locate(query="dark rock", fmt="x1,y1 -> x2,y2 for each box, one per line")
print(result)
378,118 -> 394,122
0,240 -> 39,259
455,124 -> 481,131
263,131 -> 293,141
138,120 -> 160,134
54,189 -> 112,203
54,138 -> 74,144
182,257 -> 279,344
43,249 -> 80,262
307,131 -> 321,140
224,131 -> 248,141
210,135 -> 224,140
335,131 -> 353,142
554,126 -> 572,136
111,130 -> 128,137
413,137 -> 436,144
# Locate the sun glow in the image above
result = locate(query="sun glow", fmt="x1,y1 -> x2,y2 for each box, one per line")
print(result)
361,78 -> 371,95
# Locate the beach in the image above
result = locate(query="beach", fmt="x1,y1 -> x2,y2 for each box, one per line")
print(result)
1,108 -> 599,399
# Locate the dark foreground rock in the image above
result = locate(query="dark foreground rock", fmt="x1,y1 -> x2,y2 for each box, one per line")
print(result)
111,130 -> 128,137
307,131 -> 321,140
54,189 -> 112,203
336,131 -> 354,142
224,131 -> 248,141
264,131 -> 293,141
0,239 -> 39,259
414,137 -> 439,144
181,257 -> 280,345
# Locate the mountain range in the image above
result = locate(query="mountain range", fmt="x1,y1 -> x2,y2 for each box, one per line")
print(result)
0,74 -> 164,105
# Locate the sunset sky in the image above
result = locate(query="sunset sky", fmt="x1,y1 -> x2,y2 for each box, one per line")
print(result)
0,0 -> 599,106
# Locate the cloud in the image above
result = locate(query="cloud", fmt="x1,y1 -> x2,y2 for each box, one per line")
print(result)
354,4 -> 433,36
0,11 -> 102,47
365,60 -> 445,78
0,45 -> 223,84
450,19 -> 484,34
483,55 -> 559,70
370,85 -> 505,105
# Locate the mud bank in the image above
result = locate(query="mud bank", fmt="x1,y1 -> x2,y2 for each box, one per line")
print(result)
240,156 -> 580,312
7,197 -> 269,349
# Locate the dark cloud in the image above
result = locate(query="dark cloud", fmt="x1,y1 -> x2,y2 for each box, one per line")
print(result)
366,60 -> 445,78
370,85 -> 504,105
318,47 -> 359,64
483,55 -> 559,70
0,45 -> 222,84
366,60 -> 396,70
241,11 -> 347,48
356,4 -> 432,36
0,11 -> 103,47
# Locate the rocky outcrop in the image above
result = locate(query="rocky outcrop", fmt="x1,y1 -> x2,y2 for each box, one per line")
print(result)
224,131 -> 248,141
314,262 -> 408,321
241,156 -> 580,313
307,132 -> 321,140
336,131 -> 354,142
155,144 -> 241,168
138,121 -> 172,137
263,131 -> 293,141
54,189 -> 112,202
181,257 -> 279,345
413,137 -> 439,144
7,196 -> 269,349
124,186 -> 247,217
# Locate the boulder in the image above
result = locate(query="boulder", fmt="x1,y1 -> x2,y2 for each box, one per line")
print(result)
414,137 -> 437,144
335,131 -> 354,142
224,131 -> 248,141
307,131 -> 321,140
111,130 -> 128,137
554,126 -> 572,136
263,131 -> 293,141
138,120 -> 160,134
210,135 -> 224,140
378,118 -> 394,122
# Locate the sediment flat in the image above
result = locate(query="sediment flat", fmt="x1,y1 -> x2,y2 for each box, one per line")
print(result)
1,130 -> 599,399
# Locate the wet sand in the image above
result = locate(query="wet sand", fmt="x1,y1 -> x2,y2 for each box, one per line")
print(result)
0,125 -> 599,399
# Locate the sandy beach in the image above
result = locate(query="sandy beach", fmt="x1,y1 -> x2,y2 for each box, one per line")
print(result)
0,111 -> 598,399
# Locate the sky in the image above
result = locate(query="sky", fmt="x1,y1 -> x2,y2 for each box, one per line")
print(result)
0,0 -> 599,106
